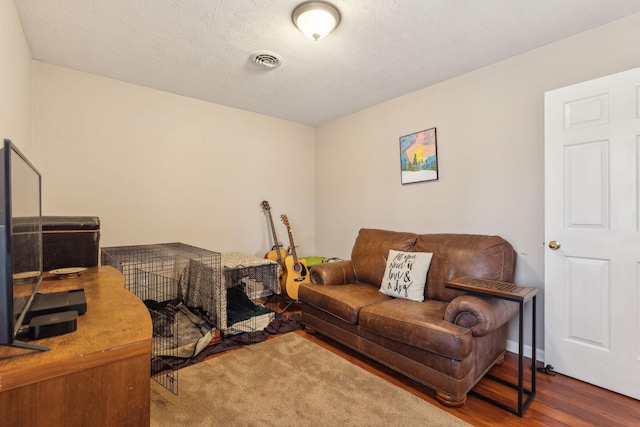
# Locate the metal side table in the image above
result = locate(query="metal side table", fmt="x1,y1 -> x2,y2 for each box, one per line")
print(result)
445,276 -> 537,417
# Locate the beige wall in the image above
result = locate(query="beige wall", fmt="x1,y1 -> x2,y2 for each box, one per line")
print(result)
32,62 -> 316,257
314,12 -> 640,355
0,0 -> 32,154
12,3 -> 640,354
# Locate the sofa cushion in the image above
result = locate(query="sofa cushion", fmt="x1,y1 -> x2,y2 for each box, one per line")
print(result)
379,250 -> 433,302
415,234 -> 516,302
298,283 -> 391,324
351,229 -> 417,286
359,299 -> 473,359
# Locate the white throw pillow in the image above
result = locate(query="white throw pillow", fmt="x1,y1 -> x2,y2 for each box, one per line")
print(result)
379,250 -> 433,302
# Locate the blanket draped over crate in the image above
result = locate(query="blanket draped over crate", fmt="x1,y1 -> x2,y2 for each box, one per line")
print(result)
153,252 -> 278,360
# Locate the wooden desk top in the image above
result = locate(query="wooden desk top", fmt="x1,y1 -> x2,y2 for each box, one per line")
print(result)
0,266 -> 152,392
445,276 -> 538,302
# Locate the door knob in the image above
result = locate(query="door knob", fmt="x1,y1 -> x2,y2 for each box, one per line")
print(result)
548,240 -> 561,250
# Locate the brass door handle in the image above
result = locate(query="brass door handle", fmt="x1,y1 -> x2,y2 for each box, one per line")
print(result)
548,240 -> 561,250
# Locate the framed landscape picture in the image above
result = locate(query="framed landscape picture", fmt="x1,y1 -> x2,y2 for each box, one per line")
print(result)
399,127 -> 438,184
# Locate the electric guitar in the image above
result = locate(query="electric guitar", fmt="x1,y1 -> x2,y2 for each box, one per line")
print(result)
280,214 -> 310,300
261,201 -> 287,291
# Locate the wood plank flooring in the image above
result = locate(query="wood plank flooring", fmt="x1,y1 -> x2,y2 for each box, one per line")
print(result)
265,299 -> 640,427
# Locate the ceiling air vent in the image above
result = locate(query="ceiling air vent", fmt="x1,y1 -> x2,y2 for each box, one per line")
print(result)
250,51 -> 283,69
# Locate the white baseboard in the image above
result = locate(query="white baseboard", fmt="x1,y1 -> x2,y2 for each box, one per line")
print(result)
506,339 -> 545,363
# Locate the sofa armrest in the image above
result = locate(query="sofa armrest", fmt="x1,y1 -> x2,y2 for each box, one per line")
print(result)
444,295 -> 519,337
310,260 -> 356,285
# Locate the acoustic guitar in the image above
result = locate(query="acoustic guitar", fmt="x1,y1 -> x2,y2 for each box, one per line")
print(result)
261,201 -> 287,291
280,214 -> 310,300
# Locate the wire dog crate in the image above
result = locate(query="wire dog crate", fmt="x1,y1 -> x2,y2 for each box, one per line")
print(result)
101,243 -> 221,394
220,252 -> 279,337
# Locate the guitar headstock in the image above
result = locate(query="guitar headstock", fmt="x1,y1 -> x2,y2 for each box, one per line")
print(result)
261,200 -> 271,211
280,214 -> 290,229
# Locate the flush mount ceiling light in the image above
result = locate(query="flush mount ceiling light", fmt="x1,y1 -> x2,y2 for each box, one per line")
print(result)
292,1 -> 341,41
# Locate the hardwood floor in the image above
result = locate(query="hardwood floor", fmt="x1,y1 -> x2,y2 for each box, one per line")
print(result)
265,299 -> 640,427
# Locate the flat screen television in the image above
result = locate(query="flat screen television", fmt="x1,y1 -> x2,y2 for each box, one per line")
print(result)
0,139 -> 48,354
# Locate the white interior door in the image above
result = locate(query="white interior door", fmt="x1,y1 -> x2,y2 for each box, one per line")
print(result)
545,66 -> 640,400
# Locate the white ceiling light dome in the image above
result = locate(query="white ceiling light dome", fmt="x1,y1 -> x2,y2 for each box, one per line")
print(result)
292,1 -> 341,41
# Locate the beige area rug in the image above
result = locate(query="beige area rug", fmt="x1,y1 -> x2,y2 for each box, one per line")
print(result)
150,333 -> 471,427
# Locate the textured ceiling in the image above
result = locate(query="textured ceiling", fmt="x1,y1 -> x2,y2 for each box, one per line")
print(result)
13,0 -> 640,126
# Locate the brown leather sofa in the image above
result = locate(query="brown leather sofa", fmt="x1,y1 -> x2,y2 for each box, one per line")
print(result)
298,228 -> 518,406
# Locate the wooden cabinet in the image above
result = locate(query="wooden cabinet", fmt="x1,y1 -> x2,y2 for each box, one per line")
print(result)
0,266 -> 152,426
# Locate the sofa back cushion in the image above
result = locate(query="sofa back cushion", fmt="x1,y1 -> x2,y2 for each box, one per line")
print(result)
415,234 -> 516,302
351,229 -> 417,286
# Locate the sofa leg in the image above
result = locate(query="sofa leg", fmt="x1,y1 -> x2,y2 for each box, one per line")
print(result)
304,325 -> 318,334
495,352 -> 506,365
435,391 -> 467,408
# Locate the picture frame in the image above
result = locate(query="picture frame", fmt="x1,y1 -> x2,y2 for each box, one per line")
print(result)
399,127 -> 438,184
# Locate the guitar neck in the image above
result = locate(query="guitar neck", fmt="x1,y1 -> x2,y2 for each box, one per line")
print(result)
262,201 -> 284,265
267,211 -> 282,250
280,214 -> 301,264
286,228 -> 299,264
